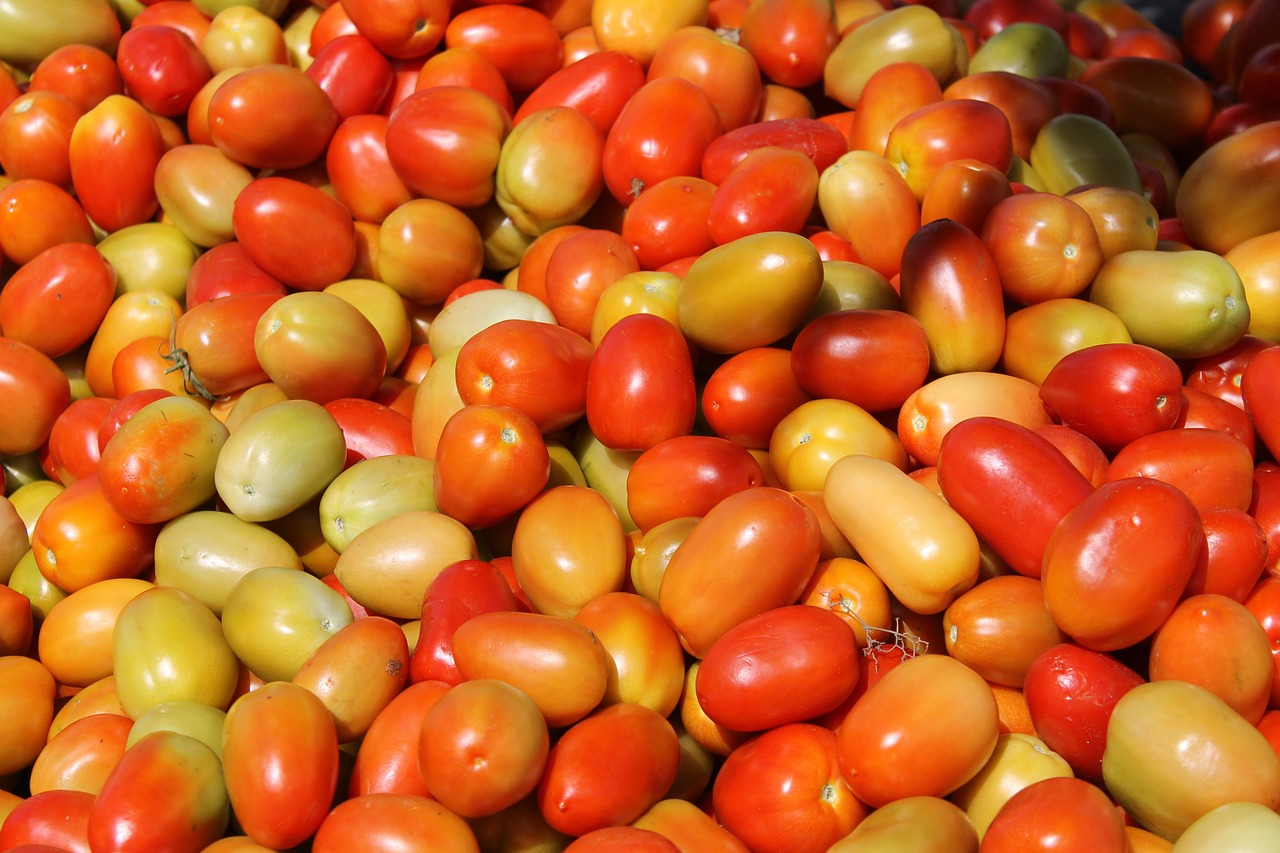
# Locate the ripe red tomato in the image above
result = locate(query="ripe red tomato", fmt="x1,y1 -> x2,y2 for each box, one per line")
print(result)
702,346 -> 813,449
0,789 -> 94,853
445,4 -> 564,94
738,0 -> 838,89
341,0 -> 451,58
410,559 -> 522,685
0,242 -> 115,358
0,337 -> 72,457
620,175 -> 716,270
625,434 -> 764,532
68,93 -> 165,234
432,404 -> 550,529
0,90 -> 81,189
305,34 -> 395,120
701,117 -> 848,185
232,176 -> 357,292
789,309 -> 930,413
206,64 -> 340,171
513,50 -> 646,134
706,145 -> 819,245
27,43 -> 124,112
0,178 -> 96,265
980,776 -> 1128,852
115,25 -> 212,117
647,26 -> 762,133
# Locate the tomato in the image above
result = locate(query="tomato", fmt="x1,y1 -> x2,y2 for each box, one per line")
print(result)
647,26 -> 761,134
1176,120 -> 1280,255
0,90 -> 82,189
342,0 -> 449,58
1039,342 -> 1185,455
494,106 -> 605,237
67,93 -> 164,234
632,798 -> 752,853
658,487 -> 820,655
980,776 -> 1128,852
513,50 -> 646,134
1079,56 -> 1213,153
0,178 -> 96,266
0,789 -> 93,853
1104,427 -> 1255,513
823,5 -> 964,108
433,404 -> 549,529
826,796 -> 978,852
537,702 -> 680,836
445,4 -> 564,94
590,0 -> 708,67
254,291 -> 387,404
377,198 -> 486,305
702,117 -> 846,186
769,397 -> 907,493
222,681 -> 340,850
817,150 -> 921,279
565,827 -> 680,852
701,347 -> 813,449
29,711 -> 131,796
305,33 -> 394,120
713,724 -> 864,853
202,5 -> 288,72
625,435 -> 764,532
410,559 -> 522,684
313,794 -> 480,853
116,24 -> 212,117
601,75 -> 722,206
27,43 -> 123,112
171,291 -> 279,399
1188,506 -> 1268,601
185,241 -> 286,306
586,313 -> 695,451
572,591 -> 685,715
738,0 -> 837,88
706,146 -> 818,245
206,64 -> 340,170
885,99 -> 1013,202
232,177 -> 356,292
981,191 -> 1103,305
348,680 -> 449,797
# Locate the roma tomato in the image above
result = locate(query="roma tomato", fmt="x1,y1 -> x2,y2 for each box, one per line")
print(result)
625,435 -> 764,532
942,575 -> 1067,688
171,290 -> 279,399
817,150 -> 920,279
1042,477 -> 1203,651
1188,506 -> 1268,601
305,34 -> 394,120
713,724 -> 864,853
222,682 -> 340,851
115,24 -> 212,117
647,25 -> 762,133
432,404 -> 549,530
347,682 -> 448,799
233,177 -> 357,292
696,604 -> 859,731
0,337 -> 72,456
325,114 -> 413,225
885,99 -> 1014,201
706,145 -> 819,245
68,93 -> 165,234
0,89 -> 82,189
342,0 -> 450,58
494,105 -> 605,237
738,0 -> 838,89
0,178 -> 95,266
0,789 -> 92,853
1103,427 -> 1255,513
586,313 -> 696,452
445,4 -> 564,94
27,42 -> 123,112
313,794 -> 479,853
573,591 -> 686,716
981,191 -> 1103,305
536,703 -> 680,837
513,50 -> 646,135
410,558 -> 522,685
701,117 -> 847,186
701,346 -> 813,449
206,64 -> 340,170
185,241 -> 286,307
980,776 -> 1128,853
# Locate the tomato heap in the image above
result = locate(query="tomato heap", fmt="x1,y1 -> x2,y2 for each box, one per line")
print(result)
3,0 -> 1280,849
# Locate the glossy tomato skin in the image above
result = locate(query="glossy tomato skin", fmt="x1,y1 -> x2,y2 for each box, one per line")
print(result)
207,64 -> 340,171
68,93 -> 165,234
702,347 -> 813,449
233,177 -> 357,292
0,789 -> 94,853
342,0 -> 450,58
1104,427 -> 1255,513
86,731 -> 229,853
790,309 -> 929,413
536,702 -> 680,836
172,291 -> 279,399
0,337 -> 72,457
410,558 -> 522,685
980,776 -> 1128,853
620,175 -> 716,270
625,435 -> 764,532
937,416 -> 1095,578
432,404 -> 550,529
445,4 -> 564,94
115,24 -> 212,117
305,34 -> 394,120
586,313 -> 696,452
512,50 -> 646,134
701,117 -> 847,186
0,89 -> 81,190
323,397 -> 414,468
696,604 -> 859,731
1022,642 -> 1146,781
1039,342 -> 1184,455
347,680 -> 449,797
713,723 -> 865,853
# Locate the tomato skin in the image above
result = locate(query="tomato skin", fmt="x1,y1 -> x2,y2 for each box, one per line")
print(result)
937,416 -> 1095,579
410,559 -> 522,685
233,177 -> 357,292
222,681 -> 340,850
706,145 -> 819,245
0,788 -> 94,853
323,398 -> 414,469
885,99 -> 1015,201
0,337 -> 72,457
696,604 -> 859,731
206,64 -> 341,171
713,723 -> 864,853
314,793 -> 479,853
433,404 -> 550,529
27,43 -> 123,112
0,178 -> 96,266
0,89 -> 82,190
86,731 -> 229,853
586,313 -> 696,452
980,776 -> 1128,853
305,34 -> 394,120
1242,345 -> 1280,461
625,435 -> 764,532
1039,342 -> 1185,455
445,4 -> 564,94
68,93 -> 165,234
536,702 -> 680,837
1103,427 -> 1255,513
601,76 -> 723,206
513,50 -> 646,135
817,150 -> 921,279
702,117 -> 846,186
348,680 -> 450,797
342,0 -> 451,58
738,0 -> 838,89
116,24 -> 212,117
659,487 -> 821,657
702,347 -> 812,449
1245,576 -> 1280,710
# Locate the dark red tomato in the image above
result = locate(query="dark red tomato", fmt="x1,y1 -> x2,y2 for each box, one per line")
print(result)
0,337 -> 72,457
696,604 -> 858,731
1185,335 -> 1274,411
702,346 -> 813,449
207,64 -> 341,170
621,175 -> 716,270
222,682 -> 339,850
305,34 -> 395,120
1244,576 -> 1280,709
1238,39 -> 1280,107
536,703 -> 680,836
232,176 -> 357,291
1066,11 -> 1109,59
1103,427 -> 1256,512
1181,0 -> 1249,74
454,318 -> 594,434
172,291 -> 281,398
964,0 -> 1069,39
1036,76 -> 1116,127
184,241 -> 287,307
601,76 -> 723,206
1042,477 -> 1203,651
97,388 -> 173,451
0,179 -> 95,266
0,90 -> 81,189
0,242 -> 115,358
323,398 -> 415,469
444,4 -> 564,94
1078,56 -> 1213,152
68,94 -> 165,234
432,404 -> 550,530
512,50 -> 646,135
409,558 -> 522,684
1201,101 -> 1280,150
27,43 -> 124,112
706,146 -> 819,245
701,117 -> 847,186
626,434 -> 765,532
586,314 -> 697,452
1039,343 -> 1185,455
980,776 -> 1128,852
937,417 -> 1095,579
1175,386 -> 1256,457
712,723 -> 864,853
41,396 -> 114,486
789,309 -> 930,413
1187,506 -> 1269,601
1022,642 -> 1145,781
86,731 -> 228,853
0,788 -> 93,853
1242,344 -> 1280,461
115,25 -> 211,117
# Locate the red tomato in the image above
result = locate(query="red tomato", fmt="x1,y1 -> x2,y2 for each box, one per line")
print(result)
738,0 -> 839,89
601,76 -> 723,206
625,434 -> 764,532
1245,576 -> 1280,710
445,4 -> 564,93
713,723 -> 865,853
323,398 -> 415,468
513,50 -> 646,134
701,117 -> 847,185
325,114 -> 413,225
1039,342 -> 1185,455
305,34 -> 395,120
696,604 -> 859,731
0,242 -> 115,358
384,85 -> 511,209
964,0 -> 1069,40
885,99 -> 1014,201
980,776 -> 1128,852
937,417 -> 1096,579
171,291 -> 280,398
206,64 -> 340,171
41,396 -> 115,486
1104,427 -> 1256,512
789,309 -> 930,413
68,94 -> 165,234
115,25 -> 211,117
647,26 -> 762,133
1188,506 -> 1269,601
0,90 -> 82,189
184,241 -> 287,307
1176,386 -> 1257,456
222,682 -> 339,850
416,45 -> 514,114
312,794 -> 480,852
0,179 -> 95,266
536,703 -> 680,836
410,559 -> 522,685
232,176 -> 356,292
1042,477 -> 1203,651
847,61 -> 943,158
432,404 -> 550,529
0,337 -> 72,457
0,789 -> 94,853
919,157 -> 1013,233
454,318 -> 594,433
342,0 -> 451,58
706,146 -> 818,245
348,680 -> 450,797
565,827 -> 681,852
620,175 -> 716,270
1242,345 -> 1280,461
586,313 -> 696,452
702,346 -> 813,449
28,43 -> 124,112
86,731 -> 228,853
1186,335 -> 1273,411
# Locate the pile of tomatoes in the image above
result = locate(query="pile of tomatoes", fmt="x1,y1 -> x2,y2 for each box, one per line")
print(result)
4,0 -> 1280,849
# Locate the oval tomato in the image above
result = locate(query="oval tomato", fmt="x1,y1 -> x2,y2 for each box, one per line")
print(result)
625,434 -> 764,532
433,404 -> 549,530
206,64 -> 340,170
